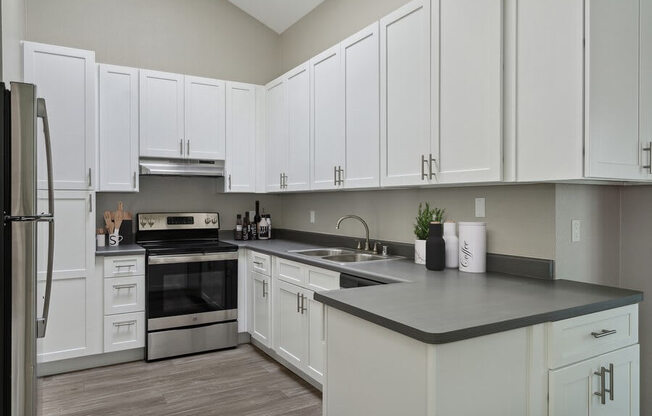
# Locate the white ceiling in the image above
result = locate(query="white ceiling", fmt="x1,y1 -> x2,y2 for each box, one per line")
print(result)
229,0 -> 325,34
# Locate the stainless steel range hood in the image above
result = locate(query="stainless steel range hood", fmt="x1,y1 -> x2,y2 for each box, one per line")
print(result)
139,158 -> 225,177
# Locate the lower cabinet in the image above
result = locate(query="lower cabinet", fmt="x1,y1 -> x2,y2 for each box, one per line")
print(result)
275,280 -> 307,368
549,344 -> 640,416
305,292 -> 325,382
251,270 -> 272,347
103,312 -> 146,353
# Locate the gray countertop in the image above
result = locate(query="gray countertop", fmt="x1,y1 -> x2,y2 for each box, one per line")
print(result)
227,238 -> 643,344
95,244 -> 146,256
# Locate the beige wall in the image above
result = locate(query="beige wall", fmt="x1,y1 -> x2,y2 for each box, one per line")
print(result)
2,0 -> 26,83
25,0 -> 281,84
278,0 -> 411,74
278,184 -> 556,259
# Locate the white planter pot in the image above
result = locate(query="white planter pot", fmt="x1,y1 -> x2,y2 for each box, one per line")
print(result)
414,239 -> 426,264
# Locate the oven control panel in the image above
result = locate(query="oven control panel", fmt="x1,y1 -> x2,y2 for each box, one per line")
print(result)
137,213 -> 220,231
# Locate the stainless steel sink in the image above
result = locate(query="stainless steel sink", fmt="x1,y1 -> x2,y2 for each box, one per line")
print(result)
291,248 -> 355,257
321,253 -> 389,263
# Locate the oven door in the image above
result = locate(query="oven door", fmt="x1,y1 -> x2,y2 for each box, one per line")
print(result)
146,252 -> 238,331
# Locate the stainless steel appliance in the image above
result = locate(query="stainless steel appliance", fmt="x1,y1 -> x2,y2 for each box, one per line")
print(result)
339,273 -> 384,288
1,82 -> 55,416
136,213 -> 238,361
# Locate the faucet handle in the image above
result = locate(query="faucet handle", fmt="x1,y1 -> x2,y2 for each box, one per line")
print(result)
356,240 -> 361,250
373,242 -> 380,254
382,245 -> 389,256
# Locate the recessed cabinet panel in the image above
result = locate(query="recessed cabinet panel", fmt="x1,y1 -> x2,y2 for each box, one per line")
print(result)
342,23 -> 381,189
310,45 -> 344,190
23,42 -> 96,190
305,291 -> 325,384
251,271 -> 272,347
99,64 -> 139,192
139,70 -> 185,159
380,0 -> 431,187
265,77 -> 287,192
275,280 -> 305,368
185,76 -> 226,160
285,64 -> 311,191
437,0 -> 502,183
225,82 -> 256,192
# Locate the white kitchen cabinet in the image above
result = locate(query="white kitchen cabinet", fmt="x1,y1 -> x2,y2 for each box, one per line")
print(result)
103,276 -> 145,315
251,270 -> 272,347
225,81 -> 256,192
549,345 -> 640,416
98,64 -> 139,192
103,312 -> 146,353
139,69 -> 185,159
341,22 -> 381,189
305,291 -> 325,384
36,191 -> 98,362
584,0 -> 644,180
435,0 -> 502,184
310,45 -> 344,190
285,63 -> 311,191
642,0 -> 652,177
185,75 -> 226,160
379,0 -> 431,187
275,279 -> 306,368
265,75 -> 287,192
23,42 -> 96,191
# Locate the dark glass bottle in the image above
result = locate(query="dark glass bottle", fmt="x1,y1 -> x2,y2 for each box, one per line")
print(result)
242,213 -> 250,241
235,214 -> 243,240
252,201 -> 260,240
425,222 -> 446,271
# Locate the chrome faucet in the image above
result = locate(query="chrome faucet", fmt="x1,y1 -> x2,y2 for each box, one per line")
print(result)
336,215 -> 370,251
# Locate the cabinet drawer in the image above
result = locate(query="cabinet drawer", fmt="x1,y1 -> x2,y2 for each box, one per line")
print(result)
103,255 -> 145,278
276,257 -> 306,285
104,276 -> 145,315
103,312 -> 145,353
307,267 -> 339,291
250,251 -> 271,276
548,305 -> 638,369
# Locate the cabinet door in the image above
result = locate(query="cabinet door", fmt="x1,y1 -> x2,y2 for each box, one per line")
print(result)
225,82 -> 256,192
274,279 -> 305,368
23,42 -> 96,190
285,63 -> 311,191
310,45 -> 344,190
139,70 -> 184,159
549,344 -> 640,416
265,76 -> 287,192
642,0 -> 652,179
98,64 -> 139,192
585,0 -> 645,180
185,75 -> 226,160
515,0 -> 584,181
305,290 -> 325,384
379,0 -> 431,187
251,271 -> 271,347
342,23 -> 381,190
437,0 -> 502,184
36,191 -> 97,362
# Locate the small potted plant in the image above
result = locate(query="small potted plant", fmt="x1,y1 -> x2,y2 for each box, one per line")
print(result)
413,203 -> 445,264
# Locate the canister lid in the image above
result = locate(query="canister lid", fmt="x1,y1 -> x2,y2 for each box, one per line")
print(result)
458,222 -> 486,227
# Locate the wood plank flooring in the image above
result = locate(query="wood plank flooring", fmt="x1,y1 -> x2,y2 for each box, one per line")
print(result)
37,344 -> 322,416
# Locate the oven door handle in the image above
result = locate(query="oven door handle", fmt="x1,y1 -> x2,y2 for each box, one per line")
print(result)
148,252 -> 238,265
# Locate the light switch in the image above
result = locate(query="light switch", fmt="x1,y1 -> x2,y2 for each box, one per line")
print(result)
571,220 -> 581,242
310,210 -> 316,224
475,198 -> 486,218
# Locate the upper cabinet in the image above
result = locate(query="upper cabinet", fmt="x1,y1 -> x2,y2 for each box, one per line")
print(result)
435,0 -> 503,184
98,64 -> 139,192
265,76 -> 288,192
185,76 -> 226,160
139,70 -> 185,159
23,42 -> 96,190
379,0 -> 432,187
225,81 -> 256,193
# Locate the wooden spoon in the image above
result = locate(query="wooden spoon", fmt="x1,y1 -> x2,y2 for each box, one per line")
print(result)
113,210 -> 124,234
103,211 -> 114,234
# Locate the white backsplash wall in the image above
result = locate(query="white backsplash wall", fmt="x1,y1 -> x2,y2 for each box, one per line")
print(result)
96,176 -> 283,234
277,184 -> 557,259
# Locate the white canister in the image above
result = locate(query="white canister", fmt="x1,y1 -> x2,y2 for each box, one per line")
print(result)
414,239 -> 426,265
458,222 -> 486,273
443,222 -> 459,268
96,234 -> 106,247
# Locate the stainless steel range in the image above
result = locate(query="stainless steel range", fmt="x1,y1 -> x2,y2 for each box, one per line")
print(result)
136,212 -> 238,361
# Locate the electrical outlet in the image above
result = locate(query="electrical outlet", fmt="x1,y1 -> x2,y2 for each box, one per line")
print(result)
475,198 -> 486,218
571,220 -> 581,242
309,210 -> 316,224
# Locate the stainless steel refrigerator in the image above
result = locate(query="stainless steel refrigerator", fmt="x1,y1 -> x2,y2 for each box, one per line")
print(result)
1,82 -> 54,416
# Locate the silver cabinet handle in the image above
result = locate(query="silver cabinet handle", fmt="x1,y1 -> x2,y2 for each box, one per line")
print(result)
606,363 -> 614,401
113,320 -> 137,328
179,139 -> 183,155
253,261 -> 263,266
280,173 -> 283,189
591,329 -> 617,338
643,142 -> 651,174
421,155 -> 428,180
187,140 -> 190,156
429,154 -> 438,180
262,280 -> 267,298
297,292 -> 301,313
88,168 -> 92,187
228,174 -> 232,190
36,97 -> 55,339
301,293 -> 307,314
89,195 -> 92,213
113,283 -> 137,290
133,172 -> 137,189
594,366 -> 606,404
284,173 -> 288,189
334,166 -> 338,186
337,166 -> 344,185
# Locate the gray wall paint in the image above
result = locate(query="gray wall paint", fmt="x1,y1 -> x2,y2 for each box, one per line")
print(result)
555,184 -> 621,285
278,184 -> 557,259
1,0 -> 26,83
25,0 -> 281,84
620,186 -> 652,414
278,0 -> 410,74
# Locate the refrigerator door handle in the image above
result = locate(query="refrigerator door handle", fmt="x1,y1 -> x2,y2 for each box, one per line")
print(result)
36,97 -> 55,339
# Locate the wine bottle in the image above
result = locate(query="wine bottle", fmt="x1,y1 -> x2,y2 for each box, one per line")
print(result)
242,212 -> 250,241
235,214 -> 243,240
253,201 -> 261,240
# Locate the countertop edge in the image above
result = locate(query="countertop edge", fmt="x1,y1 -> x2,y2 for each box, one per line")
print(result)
95,244 -> 146,257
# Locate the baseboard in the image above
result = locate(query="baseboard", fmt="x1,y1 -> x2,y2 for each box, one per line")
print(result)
37,348 -> 145,377
249,338 -> 322,392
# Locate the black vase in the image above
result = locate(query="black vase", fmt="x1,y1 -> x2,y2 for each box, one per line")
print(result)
426,222 -> 446,271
